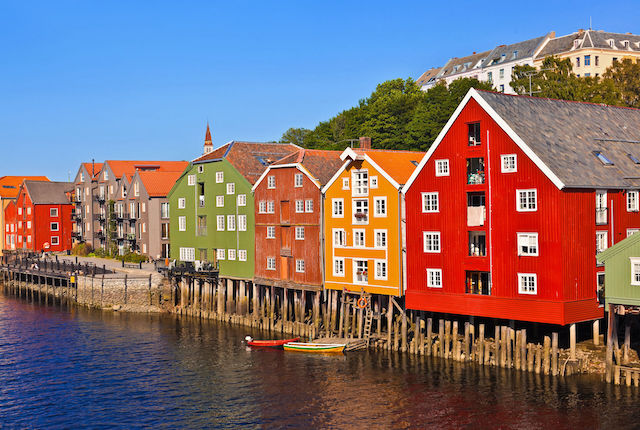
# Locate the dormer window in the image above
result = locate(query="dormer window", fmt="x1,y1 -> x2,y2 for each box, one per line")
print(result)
629,154 -> 640,164
573,39 -> 580,49
622,40 -> 630,49
594,151 -> 614,165
500,53 -> 506,61
608,39 -> 615,48
512,50 -> 518,59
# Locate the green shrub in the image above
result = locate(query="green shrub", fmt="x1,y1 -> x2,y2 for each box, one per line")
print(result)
72,243 -> 93,257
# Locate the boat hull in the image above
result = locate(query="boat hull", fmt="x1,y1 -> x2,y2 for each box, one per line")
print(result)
247,337 -> 300,348
283,342 -> 346,354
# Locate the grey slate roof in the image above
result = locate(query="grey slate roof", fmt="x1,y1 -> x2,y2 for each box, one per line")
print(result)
24,180 -> 73,204
537,30 -> 640,58
477,90 -> 640,189
481,35 -> 549,67
536,32 -> 582,57
438,50 -> 490,79
587,30 -> 640,51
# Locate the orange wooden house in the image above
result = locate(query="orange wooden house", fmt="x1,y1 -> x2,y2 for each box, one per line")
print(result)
322,138 -> 424,298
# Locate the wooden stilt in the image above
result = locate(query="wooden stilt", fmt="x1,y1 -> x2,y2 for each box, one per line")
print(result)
569,323 -> 577,361
593,319 -> 600,346
606,305 -> 615,383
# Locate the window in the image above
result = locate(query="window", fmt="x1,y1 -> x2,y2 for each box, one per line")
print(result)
628,191 -> 639,212
50,222 -> 59,232
26,221 -> 31,229
596,231 -> 608,253
17,207 -> 22,215
295,226 -> 305,240
266,257 -> 276,270
627,229 -> 639,237
197,165 -> 204,173
516,189 -> 537,212
435,159 -> 450,176
51,236 -> 59,246
216,196 -> 224,207
375,229 -> 387,248
267,176 -> 276,189
499,84 -> 505,92
237,194 -> 246,206
333,229 -> 346,247
180,247 -> 195,262
161,203 -> 170,219
501,154 -> 517,173
305,199 -> 313,213
295,173 -> 303,187
295,200 -> 304,213
188,175 -> 196,186
422,192 -> 439,213
375,260 -> 387,280
267,201 -> 275,213
576,57 -> 580,67
374,197 -> 387,217
104,170 -> 109,180
238,215 -> 247,231
142,222 -> 147,233
584,55 -> 591,66
487,71 -> 493,83
228,249 -> 236,260
267,226 -> 275,239
353,199 -> 368,224
27,207 -> 31,215
594,151 -> 614,165
259,201 -> 267,213
631,258 -> 640,286
178,198 -> 185,209
178,216 -> 186,232
27,235 -> 31,243
216,172 -> 224,183
134,182 -> 140,197
329,199 -> 343,218
333,258 -> 345,276
423,232 -> 441,253
370,176 -> 378,189
217,249 -> 226,260
354,260 -> 368,284
518,273 -> 537,295
352,170 -> 368,196
296,259 -> 305,273
595,56 -> 599,66
226,183 -> 235,194
427,269 -> 442,288
517,233 -> 539,256
238,250 -> 247,261
50,208 -> 59,217
227,215 -> 235,231
342,178 -> 350,190
161,223 -> 169,239
596,191 -> 607,225
499,68 -> 504,79
217,215 -> 225,231
354,229 -> 366,247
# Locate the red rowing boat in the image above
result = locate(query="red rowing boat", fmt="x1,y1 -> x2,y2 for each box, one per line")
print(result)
245,336 -> 300,348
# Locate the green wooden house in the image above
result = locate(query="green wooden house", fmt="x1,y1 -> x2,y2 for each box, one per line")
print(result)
597,232 -> 640,308
168,137 -> 298,280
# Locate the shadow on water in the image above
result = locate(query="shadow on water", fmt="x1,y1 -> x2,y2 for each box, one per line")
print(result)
0,293 -> 638,429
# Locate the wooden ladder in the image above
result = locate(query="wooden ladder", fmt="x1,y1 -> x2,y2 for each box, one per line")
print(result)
362,302 -> 374,347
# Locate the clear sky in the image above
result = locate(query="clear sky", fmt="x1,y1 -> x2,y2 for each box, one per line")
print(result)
1,0 -> 637,181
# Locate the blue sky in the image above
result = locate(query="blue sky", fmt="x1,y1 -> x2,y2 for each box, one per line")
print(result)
1,1 -> 637,181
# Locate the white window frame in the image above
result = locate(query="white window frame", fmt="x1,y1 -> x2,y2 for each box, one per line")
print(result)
353,229 -> 366,247
266,226 -> 276,239
333,257 -> 345,277
518,273 -> 537,295
630,257 -> 640,286
627,191 -> 639,212
266,257 -> 276,271
258,201 -> 267,214
188,175 -> 196,186
267,176 -> 276,189
51,236 -> 59,246
423,231 -> 441,253
516,189 -> 537,212
374,259 -> 387,280
216,196 -> 224,207
238,250 -> 247,261
197,165 -> 204,173
50,208 -> 59,217
227,215 -> 236,231
295,200 -> 304,213
596,230 -> 608,253
296,259 -> 305,273
370,176 -> 378,189
294,173 -> 304,187
228,249 -> 236,260
26,221 -> 31,229
422,192 -> 439,213
305,199 -> 313,213
50,222 -> 59,232
352,169 -> 369,197
226,183 -> 235,195
501,154 -> 517,173
237,194 -> 247,206
517,233 -> 539,256
333,228 -> 346,247
178,198 -> 186,209
295,226 -> 305,240
217,215 -> 225,231
427,268 -> 442,288
435,159 -> 450,177
332,198 -> 344,218
373,196 -> 387,217
180,247 -> 195,262
627,228 -> 640,238
342,177 -> 350,190
238,215 -> 247,231
178,216 -> 186,232
216,171 -> 224,183
217,249 -> 226,260
352,199 -> 368,224
375,229 -> 387,249
267,201 -> 275,214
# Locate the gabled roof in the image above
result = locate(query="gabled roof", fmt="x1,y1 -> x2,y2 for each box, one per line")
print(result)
536,32 -> 582,57
192,141 -> 300,185
403,88 -> 640,193
0,176 -> 49,199
136,170 -> 187,197
438,50 -> 491,79
598,231 -> 640,263
480,34 -> 550,67
22,180 -> 73,205
588,30 -> 640,51
323,147 -> 424,193
103,160 -> 188,179
536,30 -> 640,58
81,163 -> 103,180
416,67 -> 442,86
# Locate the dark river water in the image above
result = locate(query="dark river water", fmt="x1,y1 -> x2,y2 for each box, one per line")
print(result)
0,294 -> 638,429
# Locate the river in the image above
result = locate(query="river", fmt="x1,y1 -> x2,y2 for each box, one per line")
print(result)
0,294 -> 637,429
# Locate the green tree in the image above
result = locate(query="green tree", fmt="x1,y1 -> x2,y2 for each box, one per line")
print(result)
279,127 -> 312,147
604,58 -> 640,108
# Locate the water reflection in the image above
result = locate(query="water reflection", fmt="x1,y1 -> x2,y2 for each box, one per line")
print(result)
0,294 -> 638,429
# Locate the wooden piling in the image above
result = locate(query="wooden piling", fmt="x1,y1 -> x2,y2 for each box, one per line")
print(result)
551,332 -> 559,376
478,324 -> 485,365
569,323 -> 577,361
593,319 -> 600,346
426,318 -> 433,356
543,336 -> 551,375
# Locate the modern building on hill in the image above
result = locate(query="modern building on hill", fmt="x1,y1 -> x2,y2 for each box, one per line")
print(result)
168,133 -> 298,282
4,180 -> 73,253
322,139 -> 424,303
252,148 -> 343,292
0,175 -> 49,254
402,88 -> 640,326
534,29 -> 640,78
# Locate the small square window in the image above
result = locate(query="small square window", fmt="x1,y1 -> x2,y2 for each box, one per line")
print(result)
517,233 -> 538,256
427,269 -> 442,288
370,176 -> 378,189
50,222 -> 59,232
422,192 -> 439,213
516,189 -> 537,212
435,159 -> 449,177
51,236 -> 59,246
342,178 -> 350,190
501,154 -> 517,173
50,208 -> 59,217
198,165 -> 204,173
518,273 -> 537,295
423,232 -> 441,253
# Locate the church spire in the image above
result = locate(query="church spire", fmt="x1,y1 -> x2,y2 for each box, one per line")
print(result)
204,122 -> 213,154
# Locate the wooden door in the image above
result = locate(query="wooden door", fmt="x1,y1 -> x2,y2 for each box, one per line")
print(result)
281,226 -> 292,254
280,256 -> 290,280
280,200 -> 290,224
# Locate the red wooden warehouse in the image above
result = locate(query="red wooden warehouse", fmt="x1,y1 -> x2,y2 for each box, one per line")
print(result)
4,180 -> 74,253
252,149 -> 343,291
402,89 -> 640,325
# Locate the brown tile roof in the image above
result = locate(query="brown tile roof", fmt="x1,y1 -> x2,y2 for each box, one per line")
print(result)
359,149 -> 425,185
82,163 -> 103,179
0,176 -> 49,199
273,149 -> 344,186
23,180 -> 73,205
138,170 -> 187,197
104,160 -> 188,179
193,141 -> 299,184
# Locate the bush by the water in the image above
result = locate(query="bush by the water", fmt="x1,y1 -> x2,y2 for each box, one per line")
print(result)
72,243 -> 93,256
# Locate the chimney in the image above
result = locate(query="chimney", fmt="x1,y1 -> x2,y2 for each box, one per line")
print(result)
359,136 -> 371,150
549,31 -> 555,38
578,28 -> 585,35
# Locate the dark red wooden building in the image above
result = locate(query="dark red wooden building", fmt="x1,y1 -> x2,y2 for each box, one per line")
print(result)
4,180 -> 74,253
252,149 -> 343,291
402,89 -> 640,325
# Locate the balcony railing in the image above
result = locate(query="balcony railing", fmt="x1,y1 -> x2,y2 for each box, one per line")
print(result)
126,233 -> 136,241
197,226 -> 207,236
199,195 -> 205,208
467,171 -> 485,185
596,208 -> 608,225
